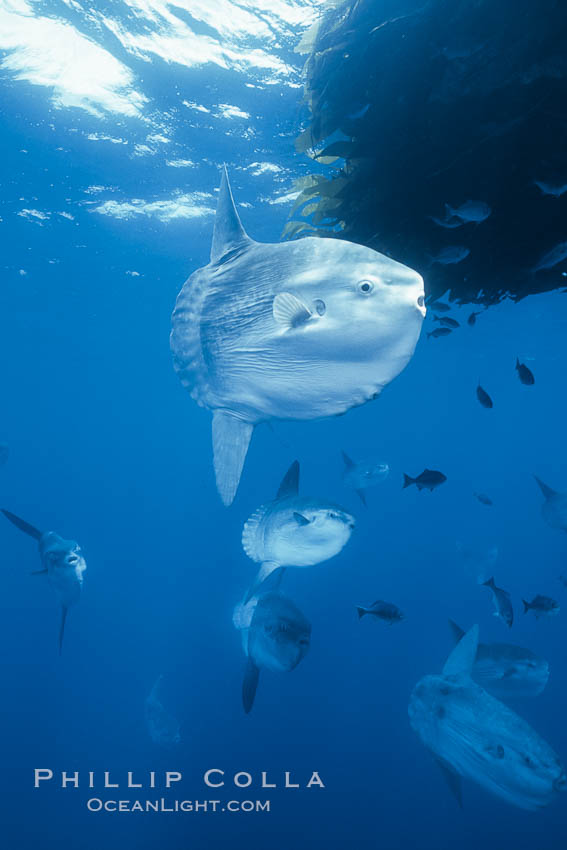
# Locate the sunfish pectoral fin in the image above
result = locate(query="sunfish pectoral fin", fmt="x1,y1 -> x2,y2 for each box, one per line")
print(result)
58,606 -> 68,655
273,292 -> 313,329
293,512 -> 310,526
210,165 -> 253,263
233,598 -> 259,630
276,460 -> 300,499
2,509 -> 43,540
242,658 -> 260,714
245,561 -> 282,602
434,757 -> 463,808
533,475 -> 557,501
443,625 -> 479,676
212,412 -> 253,506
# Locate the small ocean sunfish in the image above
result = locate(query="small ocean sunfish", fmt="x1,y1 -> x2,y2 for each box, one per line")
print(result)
233,588 -> 311,713
403,469 -> 447,491
145,676 -> 181,747
356,600 -> 404,624
534,476 -> 567,532
409,626 -> 566,810
242,461 -> 354,598
448,620 -> 549,699
2,509 -> 86,653
483,577 -> 514,628
341,451 -> 389,506
523,596 -> 560,619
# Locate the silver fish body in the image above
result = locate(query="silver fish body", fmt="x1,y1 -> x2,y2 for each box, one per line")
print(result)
409,627 -> 566,810
171,168 -> 425,505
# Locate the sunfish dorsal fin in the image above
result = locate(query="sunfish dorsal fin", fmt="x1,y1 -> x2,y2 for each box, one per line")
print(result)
341,450 -> 355,470
277,460 -> 300,499
212,411 -> 253,506
534,475 -> 557,501
448,619 -> 466,644
210,166 -> 252,263
443,625 -> 479,676
2,509 -> 43,540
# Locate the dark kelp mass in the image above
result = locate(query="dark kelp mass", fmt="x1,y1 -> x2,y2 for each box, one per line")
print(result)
292,0 -> 567,306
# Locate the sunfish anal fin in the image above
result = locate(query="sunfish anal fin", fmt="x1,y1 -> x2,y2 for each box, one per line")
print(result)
434,757 -> 463,808
2,509 -> 43,540
59,606 -> 68,655
277,460 -> 300,499
448,619 -> 466,644
245,561 -> 282,602
443,625 -> 479,676
273,292 -> 313,329
212,411 -> 253,506
210,166 -> 252,263
242,658 -> 260,714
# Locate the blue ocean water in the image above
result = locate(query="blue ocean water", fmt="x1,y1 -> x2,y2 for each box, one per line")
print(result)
1,1 -> 567,848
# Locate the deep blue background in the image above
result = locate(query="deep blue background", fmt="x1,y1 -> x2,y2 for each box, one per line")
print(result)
1,5 -> 567,848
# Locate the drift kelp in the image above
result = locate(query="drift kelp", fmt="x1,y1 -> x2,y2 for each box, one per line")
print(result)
171,168 -> 425,505
409,627 -> 566,810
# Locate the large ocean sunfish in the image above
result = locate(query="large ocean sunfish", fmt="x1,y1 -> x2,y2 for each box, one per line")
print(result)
171,167 -> 426,505
2,509 -> 86,653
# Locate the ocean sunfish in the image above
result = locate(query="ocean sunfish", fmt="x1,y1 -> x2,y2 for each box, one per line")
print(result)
145,675 -> 181,747
242,460 -> 354,597
448,620 -> 549,699
170,167 -> 426,505
341,450 -> 389,506
534,476 -> 567,532
233,587 -> 311,713
409,626 -> 566,810
2,509 -> 86,653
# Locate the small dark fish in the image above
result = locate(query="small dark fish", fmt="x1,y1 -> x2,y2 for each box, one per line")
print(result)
467,311 -> 481,326
483,577 -> 514,628
356,600 -> 404,624
474,492 -> 493,506
429,300 -> 451,312
516,359 -> 535,386
523,595 -> 560,619
403,469 -> 447,491
434,315 -> 460,328
427,327 -> 453,339
476,384 -> 493,408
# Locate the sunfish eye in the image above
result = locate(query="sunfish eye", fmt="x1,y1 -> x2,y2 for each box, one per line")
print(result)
314,298 -> 326,316
357,279 -> 374,295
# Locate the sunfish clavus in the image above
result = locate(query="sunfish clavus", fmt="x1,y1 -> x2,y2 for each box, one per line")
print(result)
409,626 -> 566,810
171,167 -> 426,505
2,509 -> 86,653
